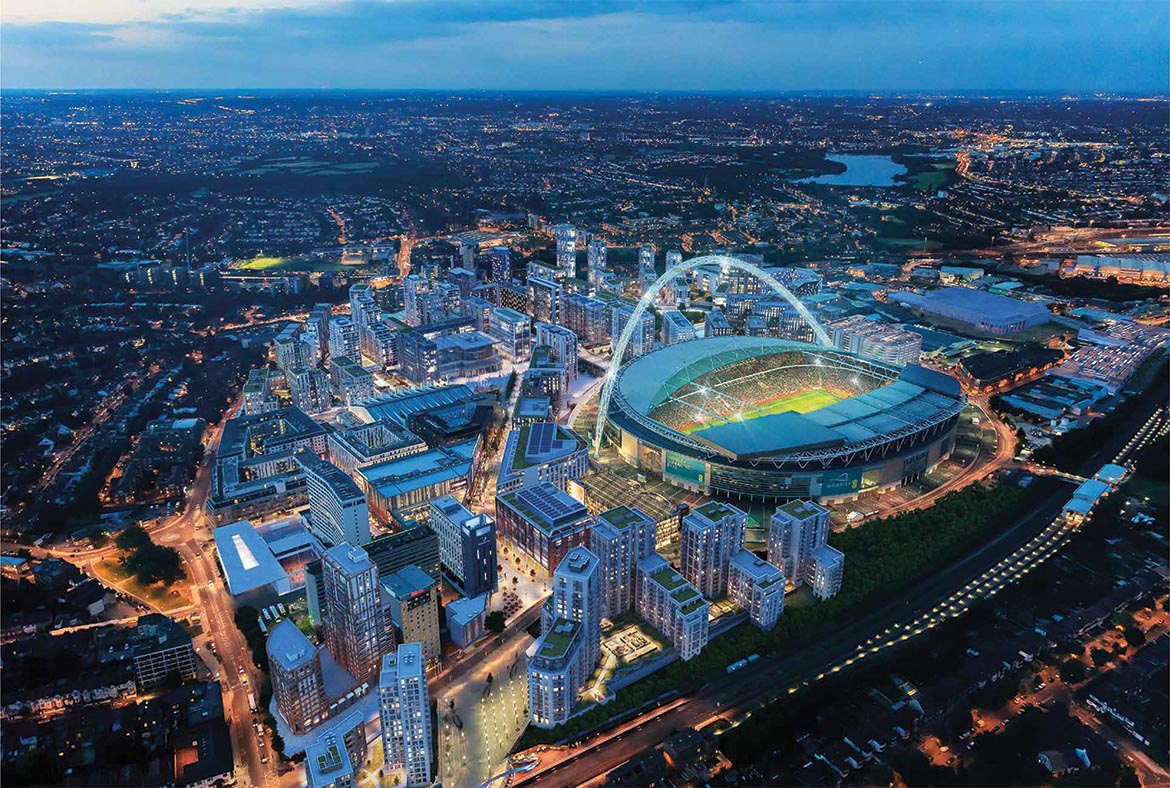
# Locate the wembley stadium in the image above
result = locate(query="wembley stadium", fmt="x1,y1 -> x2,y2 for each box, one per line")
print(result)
601,336 -> 966,501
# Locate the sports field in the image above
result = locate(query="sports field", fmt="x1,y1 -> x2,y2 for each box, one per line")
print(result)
681,388 -> 842,433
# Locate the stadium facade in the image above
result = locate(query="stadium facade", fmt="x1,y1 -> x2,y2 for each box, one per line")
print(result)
602,337 -> 965,502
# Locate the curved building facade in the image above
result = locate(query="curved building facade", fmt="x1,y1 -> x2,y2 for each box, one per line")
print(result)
603,337 -> 965,502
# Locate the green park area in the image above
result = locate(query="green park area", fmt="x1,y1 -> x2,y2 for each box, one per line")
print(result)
92,553 -> 191,613
910,165 -> 953,192
90,525 -> 191,613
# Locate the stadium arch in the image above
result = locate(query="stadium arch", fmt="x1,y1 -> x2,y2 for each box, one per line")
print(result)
593,254 -> 833,456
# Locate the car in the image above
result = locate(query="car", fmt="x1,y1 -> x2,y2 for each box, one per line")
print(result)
241,677 -> 248,686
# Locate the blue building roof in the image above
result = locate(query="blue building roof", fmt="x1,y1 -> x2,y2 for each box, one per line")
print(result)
353,384 -> 475,427
266,618 -> 316,671
359,438 -> 478,500
382,564 -> 437,599
445,593 -> 487,626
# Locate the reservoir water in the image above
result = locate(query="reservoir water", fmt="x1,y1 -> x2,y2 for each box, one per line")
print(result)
796,154 -> 908,187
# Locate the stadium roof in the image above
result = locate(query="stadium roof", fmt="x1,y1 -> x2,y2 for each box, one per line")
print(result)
614,336 -> 965,461
617,336 -> 829,413
694,410 -> 844,457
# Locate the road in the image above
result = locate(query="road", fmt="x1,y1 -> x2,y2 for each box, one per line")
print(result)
32,366 -> 167,496
518,393 -> 1167,787
15,403 -> 276,786
875,396 -> 1017,520
148,408 -> 282,788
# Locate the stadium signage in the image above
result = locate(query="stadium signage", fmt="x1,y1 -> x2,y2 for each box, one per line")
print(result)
820,468 -> 862,496
664,450 -> 708,489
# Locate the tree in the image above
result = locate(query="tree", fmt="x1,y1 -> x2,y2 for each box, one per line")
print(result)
1090,648 -> 1110,668
124,542 -> 185,585
1123,626 -> 1146,648
944,703 -> 973,737
485,611 -> 506,634
1060,658 -> 1087,684
115,525 -> 152,551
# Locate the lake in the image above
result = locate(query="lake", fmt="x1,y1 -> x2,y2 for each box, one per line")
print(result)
796,154 -> 908,187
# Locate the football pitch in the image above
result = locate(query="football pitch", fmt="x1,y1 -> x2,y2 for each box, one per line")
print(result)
682,388 -> 842,433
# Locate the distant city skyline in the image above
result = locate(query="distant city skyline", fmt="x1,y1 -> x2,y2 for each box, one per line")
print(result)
2,0 -> 1167,93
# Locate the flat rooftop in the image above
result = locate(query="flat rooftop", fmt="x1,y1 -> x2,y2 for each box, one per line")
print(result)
266,618 -> 316,672
596,505 -> 654,532
775,499 -> 829,520
359,438 -> 478,499
382,564 -> 437,599
498,482 -> 591,534
692,500 -> 744,523
445,593 -> 487,625
507,422 -> 586,471
213,520 -> 289,596
324,543 -> 374,576
558,547 -> 597,577
729,549 -> 783,583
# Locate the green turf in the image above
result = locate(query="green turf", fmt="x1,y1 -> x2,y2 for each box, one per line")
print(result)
234,255 -> 377,273
681,388 -> 842,433
237,256 -> 290,270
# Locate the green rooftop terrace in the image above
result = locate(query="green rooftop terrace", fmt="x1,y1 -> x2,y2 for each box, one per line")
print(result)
650,564 -> 688,592
693,500 -> 743,522
671,585 -> 699,605
316,744 -> 342,772
598,505 -> 651,531
679,597 -> 708,617
529,345 -> 556,368
538,618 -> 580,660
776,499 -> 827,519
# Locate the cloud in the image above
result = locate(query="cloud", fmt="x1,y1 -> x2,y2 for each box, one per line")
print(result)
1,0 -> 338,26
1,0 -> 1166,91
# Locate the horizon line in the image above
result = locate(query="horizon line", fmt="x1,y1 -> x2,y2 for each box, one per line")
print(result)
4,87 -> 1168,98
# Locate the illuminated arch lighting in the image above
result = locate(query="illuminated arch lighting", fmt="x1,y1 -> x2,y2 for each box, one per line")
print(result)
592,254 -> 833,456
